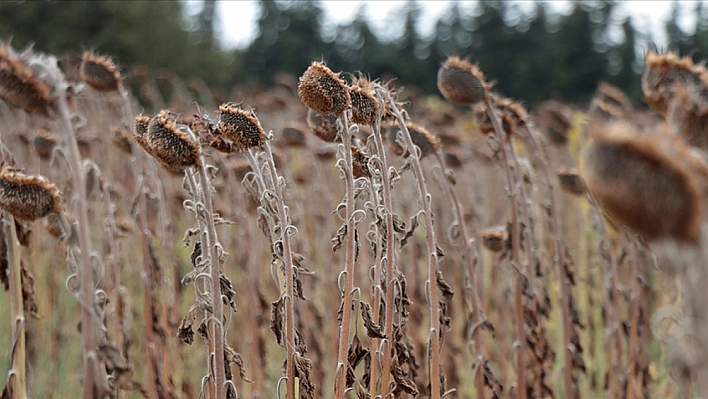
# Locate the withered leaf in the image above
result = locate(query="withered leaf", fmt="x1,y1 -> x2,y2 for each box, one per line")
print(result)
483,359 -> 503,398
293,352 -> 315,399
347,335 -> 371,387
332,224 -> 347,252
436,270 -> 454,300
224,344 -> 254,383
400,214 -> 419,248
14,219 -> 30,247
391,358 -> 419,396
182,227 -> 199,246
197,319 -> 209,340
270,296 -> 285,347
221,274 -> 237,312
177,307 -> 198,344
189,241 -> 202,267
21,260 -> 39,319
97,342 -> 128,373
360,302 -> 385,339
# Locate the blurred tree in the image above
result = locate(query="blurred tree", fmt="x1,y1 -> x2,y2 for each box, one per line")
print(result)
665,0 -> 694,54
239,0 -> 335,84
0,0 -> 233,86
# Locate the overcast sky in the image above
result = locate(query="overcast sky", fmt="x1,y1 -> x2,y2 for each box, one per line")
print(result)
206,1 -> 702,50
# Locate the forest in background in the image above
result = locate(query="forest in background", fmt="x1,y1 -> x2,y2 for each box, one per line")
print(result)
1,0 -> 707,108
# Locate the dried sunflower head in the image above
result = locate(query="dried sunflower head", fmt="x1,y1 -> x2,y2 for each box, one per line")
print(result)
642,51 -> 708,114
0,41 -> 57,117
281,126 -> 307,147
146,110 -> 202,171
0,166 -> 62,221
298,61 -> 350,115
307,108 -> 340,143
582,121 -> 706,243
350,75 -> 380,125
111,126 -> 133,154
536,100 -> 571,145
217,102 -> 268,149
437,56 -> 493,106
350,146 -> 371,178
556,168 -> 586,196
80,51 -> 122,92
32,128 -> 59,160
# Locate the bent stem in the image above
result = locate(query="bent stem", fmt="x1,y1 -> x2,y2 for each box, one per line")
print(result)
381,88 -> 442,399
485,102 -> 526,399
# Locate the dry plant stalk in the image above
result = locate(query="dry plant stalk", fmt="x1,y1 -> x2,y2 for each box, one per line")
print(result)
82,50 -> 171,398
357,84 -> 397,398
4,213 -> 26,399
430,149 -> 487,398
1,44 -> 114,398
138,111 -> 231,399
379,87 -> 444,399
484,103 -> 527,399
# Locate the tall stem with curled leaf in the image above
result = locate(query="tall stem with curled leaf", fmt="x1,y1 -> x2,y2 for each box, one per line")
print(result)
56,81 -> 102,399
521,125 -> 575,398
368,93 -> 396,398
333,111 -> 358,399
380,88 -> 442,399
188,159 -> 228,399
118,85 -> 158,399
431,151 -> 485,398
245,142 -> 298,399
5,212 -> 26,399
485,102 -> 527,399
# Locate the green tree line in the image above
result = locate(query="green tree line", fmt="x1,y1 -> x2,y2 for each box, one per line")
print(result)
1,0 -> 707,107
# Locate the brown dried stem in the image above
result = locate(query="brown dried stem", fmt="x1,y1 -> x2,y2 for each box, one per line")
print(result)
625,236 -> 641,399
368,91 -> 396,398
55,81 -> 102,399
246,143 -> 298,399
521,125 -> 575,398
196,161 -> 228,399
118,85 -> 158,399
431,151 -> 485,398
333,110 -> 359,399
485,102 -> 527,399
4,213 -> 26,399
380,88 -> 442,399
